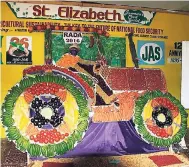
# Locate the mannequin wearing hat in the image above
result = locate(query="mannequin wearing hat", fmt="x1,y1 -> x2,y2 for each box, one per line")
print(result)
56,43 -> 119,107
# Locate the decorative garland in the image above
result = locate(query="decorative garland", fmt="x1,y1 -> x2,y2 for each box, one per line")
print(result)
28,25 -> 110,37
133,90 -> 188,147
1,74 -> 90,157
44,29 -> 52,65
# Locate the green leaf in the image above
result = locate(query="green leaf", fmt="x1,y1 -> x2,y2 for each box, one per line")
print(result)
72,130 -> 83,141
66,138 -> 75,150
55,141 -> 68,155
16,137 -> 29,151
2,116 -> 14,127
6,126 -> 21,140
28,144 -> 41,157
41,145 -> 55,157
77,120 -> 88,132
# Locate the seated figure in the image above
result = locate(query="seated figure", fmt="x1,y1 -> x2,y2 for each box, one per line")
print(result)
56,43 -> 119,107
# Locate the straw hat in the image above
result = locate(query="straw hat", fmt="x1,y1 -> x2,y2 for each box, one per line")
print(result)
69,43 -> 80,51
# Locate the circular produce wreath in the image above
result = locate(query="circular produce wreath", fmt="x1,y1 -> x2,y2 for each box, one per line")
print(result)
1,74 -> 90,158
133,90 -> 188,147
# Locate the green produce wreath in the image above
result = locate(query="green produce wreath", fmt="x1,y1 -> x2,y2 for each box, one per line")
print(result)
133,90 -> 188,147
1,74 -> 90,157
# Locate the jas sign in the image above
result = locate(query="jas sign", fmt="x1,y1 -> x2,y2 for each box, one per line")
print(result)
7,2 -> 155,25
137,41 -> 165,65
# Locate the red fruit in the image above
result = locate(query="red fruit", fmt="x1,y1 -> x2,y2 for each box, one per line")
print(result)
97,29 -> 103,35
40,90 -> 45,94
63,26 -> 69,31
65,133 -> 69,137
42,82 -> 47,86
50,90 -> 54,95
37,25 -> 42,31
44,140 -> 48,144
80,27 -> 85,32
38,139 -> 43,143
40,130 -> 44,135
162,98 -> 167,105
72,27 -> 78,31
55,138 -> 60,142
105,32 -> 110,37
30,135 -> 34,140
28,26 -> 33,33
31,91 -> 36,95
54,88 -> 59,93
41,25 -> 46,30
49,139 -> 54,144
45,130 -> 50,135
52,129 -> 57,133
157,98 -> 162,104
36,134 -> 41,138
55,26 -> 59,30
34,138 -> 38,142
44,89 -> 49,94
57,132 -> 61,137
27,88 -> 32,92
89,27 -> 95,32
51,133 -> 56,138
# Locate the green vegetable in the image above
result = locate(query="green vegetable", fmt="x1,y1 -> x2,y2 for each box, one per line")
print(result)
6,126 -> 21,140
16,136 -> 29,151
41,145 -> 55,157
55,142 -> 68,155
28,144 -> 41,157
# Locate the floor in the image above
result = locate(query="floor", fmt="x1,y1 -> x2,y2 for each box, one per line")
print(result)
1,129 -> 189,167
30,151 -> 189,167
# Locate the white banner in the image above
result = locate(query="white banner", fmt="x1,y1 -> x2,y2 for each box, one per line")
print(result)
7,2 -> 156,25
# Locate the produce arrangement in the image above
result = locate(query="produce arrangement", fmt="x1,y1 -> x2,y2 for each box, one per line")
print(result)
1,67 -> 94,157
2,24 -> 188,159
134,90 -> 188,147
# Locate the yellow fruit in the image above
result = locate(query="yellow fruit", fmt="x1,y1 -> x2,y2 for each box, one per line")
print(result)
63,91 -> 79,132
143,100 -> 153,121
13,95 -> 30,134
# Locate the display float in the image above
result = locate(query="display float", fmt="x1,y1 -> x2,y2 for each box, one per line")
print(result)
1,24 -> 188,159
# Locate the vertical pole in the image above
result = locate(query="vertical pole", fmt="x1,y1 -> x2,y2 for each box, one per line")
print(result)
44,29 -> 53,65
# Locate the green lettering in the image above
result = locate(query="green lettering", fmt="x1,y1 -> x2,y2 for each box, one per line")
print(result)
142,46 -> 148,61
155,47 -> 160,60
148,46 -> 155,61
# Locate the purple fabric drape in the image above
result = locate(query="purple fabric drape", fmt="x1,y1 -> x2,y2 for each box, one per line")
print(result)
30,120 -> 167,160
62,120 -> 167,157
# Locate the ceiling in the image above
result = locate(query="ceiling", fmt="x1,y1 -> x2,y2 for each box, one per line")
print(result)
62,1 -> 189,12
